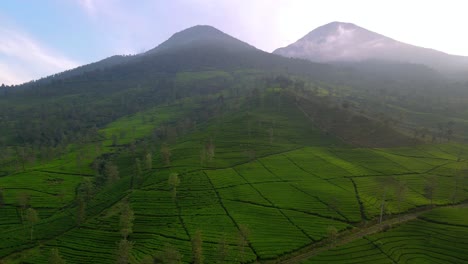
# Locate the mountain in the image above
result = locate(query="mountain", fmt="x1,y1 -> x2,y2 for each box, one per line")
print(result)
274,21 -> 468,75
146,25 -> 256,54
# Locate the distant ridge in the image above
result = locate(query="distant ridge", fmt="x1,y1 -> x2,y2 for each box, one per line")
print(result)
274,21 -> 468,74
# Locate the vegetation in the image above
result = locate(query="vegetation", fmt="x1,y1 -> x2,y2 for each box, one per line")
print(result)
0,27 -> 467,263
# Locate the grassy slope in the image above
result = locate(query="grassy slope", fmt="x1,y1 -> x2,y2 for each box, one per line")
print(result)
1,91 -> 467,263
302,207 -> 468,264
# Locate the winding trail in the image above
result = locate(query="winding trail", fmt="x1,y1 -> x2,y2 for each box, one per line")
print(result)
272,202 -> 468,264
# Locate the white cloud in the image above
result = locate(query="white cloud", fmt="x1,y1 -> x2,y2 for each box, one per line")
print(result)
77,0 -> 97,16
0,27 -> 79,85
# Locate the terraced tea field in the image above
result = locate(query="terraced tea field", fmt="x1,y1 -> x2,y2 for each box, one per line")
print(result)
300,207 -> 468,264
1,96 -> 467,263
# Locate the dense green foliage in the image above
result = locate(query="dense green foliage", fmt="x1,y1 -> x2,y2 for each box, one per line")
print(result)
1,26 -> 467,263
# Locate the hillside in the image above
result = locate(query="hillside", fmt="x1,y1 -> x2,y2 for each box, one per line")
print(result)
1,24 -> 468,264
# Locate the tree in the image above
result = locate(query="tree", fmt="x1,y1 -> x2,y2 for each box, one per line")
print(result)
116,239 -> 134,264
135,158 -> 142,176
451,169 -> 467,204
161,244 -> 182,264
237,225 -> 250,263
104,162 -> 119,185
394,180 -> 407,222
134,158 -> 142,188
205,139 -> 215,162
49,248 -> 66,264
327,226 -> 338,248
120,201 -> 135,239
145,152 -> 152,170
17,192 -> 30,222
79,178 -> 94,202
216,235 -> 228,264
191,230 -> 204,264
161,144 -> 171,166
76,196 -> 86,227
112,134 -> 118,146
26,207 -> 39,240
424,176 -> 437,207
168,173 -> 180,201
139,255 -> 154,264
0,188 -> 4,208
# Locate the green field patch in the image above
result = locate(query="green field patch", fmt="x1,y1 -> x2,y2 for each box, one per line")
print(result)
52,227 -> 121,263
367,219 -> 468,263
224,200 -> 311,259
259,155 -> 314,181
101,104 -> 186,146
353,175 -> 428,217
133,215 -> 189,240
296,180 -> 361,222
182,214 -> 239,244
205,168 -> 246,188
283,210 -> 350,241
253,182 -> 344,220
0,171 -> 82,215
309,148 -> 373,176
218,184 -> 270,206
416,145 -> 459,160
373,150 -> 436,173
420,207 -> 468,227
130,190 -> 178,216
284,148 -> 352,179
131,233 -> 192,263
302,237 -> 391,263
234,160 -> 282,183
178,190 -> 225,215
429,161 -> 465,176
331,149 -> 408,175
178,171 -> 212,191
0,206 -> 20,226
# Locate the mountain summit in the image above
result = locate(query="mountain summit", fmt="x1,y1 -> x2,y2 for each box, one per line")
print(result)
146,25 -> 256,54
274,21 -> 468,74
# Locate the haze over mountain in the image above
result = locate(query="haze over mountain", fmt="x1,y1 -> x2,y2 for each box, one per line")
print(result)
274,22 -> 468,75
18,25 -> 335,89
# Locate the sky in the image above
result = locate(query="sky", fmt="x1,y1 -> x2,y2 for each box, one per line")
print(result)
1,0 -> 467,85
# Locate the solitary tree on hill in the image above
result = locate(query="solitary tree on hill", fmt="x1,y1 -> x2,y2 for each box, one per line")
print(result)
424,176 -> 437,207
104,162 -> 119,185
26,207 -> 39,240
161,244 -> 182,264
120,200 -> 135,239
327,226 -> 338,248
145,152 -> 152,170
237,224 -> 250,263
17,192 -> 30,222
168,173 -> 181,201
116,238 -> 134,264
49,248 -> 66,264
76,196 -> 86,227
216,235 -> 229,264
0,188 -> 4,208
161,144 -> 172,166
192,230 -> 204,264
394,180 -> 407,222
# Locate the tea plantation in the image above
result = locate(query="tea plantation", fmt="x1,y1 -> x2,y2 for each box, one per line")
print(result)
0,93 -> 467,263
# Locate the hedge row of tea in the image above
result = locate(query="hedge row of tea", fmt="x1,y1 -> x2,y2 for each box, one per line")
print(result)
1,94 -> 467,263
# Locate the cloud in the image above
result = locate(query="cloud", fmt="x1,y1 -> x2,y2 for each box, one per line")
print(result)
77,0 -> 97,16
0,27 -> 79,85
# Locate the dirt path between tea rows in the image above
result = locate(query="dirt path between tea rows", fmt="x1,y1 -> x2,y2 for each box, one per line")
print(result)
272,202 -> 468,264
